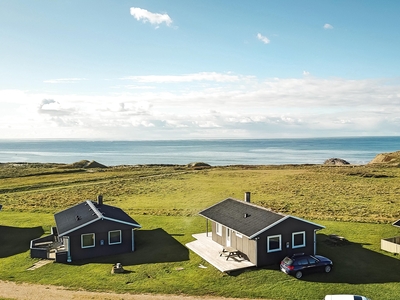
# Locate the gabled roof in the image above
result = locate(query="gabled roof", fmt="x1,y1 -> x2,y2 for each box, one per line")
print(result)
55,200 -> 141,236
199,198 -> 324,239
393,219 -> 400,227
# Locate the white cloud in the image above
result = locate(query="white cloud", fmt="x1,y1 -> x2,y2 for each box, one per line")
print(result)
257,33 -> 270,44
130,7 -> 172,27
323,23 -> 333,29
121,72 -> 243,83
38,99 -> 77,116
43,78 -> 87,84
2,75 -> 400,139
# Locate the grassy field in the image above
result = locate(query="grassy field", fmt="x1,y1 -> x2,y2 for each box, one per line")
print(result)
1,163 -> 400,299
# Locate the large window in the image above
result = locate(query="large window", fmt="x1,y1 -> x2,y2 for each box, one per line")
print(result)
216,223 -> 222,236
267,235 -> 281,252
81,233 -> 95,248
108,230 -> 122,245
292,231 -> 306,248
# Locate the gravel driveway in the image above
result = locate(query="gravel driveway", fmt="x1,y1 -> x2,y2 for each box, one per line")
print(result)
0,280 -> 258,300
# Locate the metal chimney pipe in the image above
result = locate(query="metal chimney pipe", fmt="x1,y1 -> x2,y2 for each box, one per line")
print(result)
97,194 -> 103,205
244,192 -> 251,202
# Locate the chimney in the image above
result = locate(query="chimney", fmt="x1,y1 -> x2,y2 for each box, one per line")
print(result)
97,194 -> 103,206
244,192 -> 251,203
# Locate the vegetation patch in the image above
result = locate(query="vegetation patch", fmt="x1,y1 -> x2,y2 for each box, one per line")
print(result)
1,164 -> 400,299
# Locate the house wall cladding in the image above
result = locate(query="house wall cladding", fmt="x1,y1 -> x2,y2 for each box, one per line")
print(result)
256,217 -> 318,266
211,222 -> 257,264
67,220 -> 134,261
211,217 -> 320,267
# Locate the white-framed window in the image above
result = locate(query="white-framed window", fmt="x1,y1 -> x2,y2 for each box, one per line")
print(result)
236,232 -> 243,238
292,231 -> 306,248
216,223 -> 222,236
81,233 -> 95,248
108,230 -> 122,245
267,235 -> 282,253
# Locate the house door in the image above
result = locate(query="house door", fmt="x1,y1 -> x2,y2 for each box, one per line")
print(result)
226,228 -> 231,247
132,229 -> 135,251
65,236 -> 71,263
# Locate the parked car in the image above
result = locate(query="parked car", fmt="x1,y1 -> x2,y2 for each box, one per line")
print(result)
280,253 -> 333,279
324,295 -> 370,300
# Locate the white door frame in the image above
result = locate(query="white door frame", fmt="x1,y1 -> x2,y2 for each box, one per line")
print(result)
132,229 -> 135,251
226,228 -> 231,247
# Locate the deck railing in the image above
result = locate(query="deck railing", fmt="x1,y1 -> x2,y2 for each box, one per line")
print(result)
381,236 -> 400,254
30,234 -> 55,259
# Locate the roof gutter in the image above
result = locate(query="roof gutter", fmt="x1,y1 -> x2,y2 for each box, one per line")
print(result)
58,218 -> 100,237
103,216 -> 141,228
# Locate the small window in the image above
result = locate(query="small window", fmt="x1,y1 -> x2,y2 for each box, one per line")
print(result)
267,235 -> 281,252
292,231 -> 306,248
81,233 -> 95,248
216,223 -> 222,236
108,230 -> 122,245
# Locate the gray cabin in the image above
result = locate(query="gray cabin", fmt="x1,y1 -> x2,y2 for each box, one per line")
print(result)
198,193 -> 324,266
30,195 -> 141,262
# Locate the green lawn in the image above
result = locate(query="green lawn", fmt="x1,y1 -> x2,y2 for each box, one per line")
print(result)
1,164 -> 400,299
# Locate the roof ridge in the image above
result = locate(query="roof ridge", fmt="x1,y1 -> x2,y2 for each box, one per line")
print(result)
86,200 -> 103,219
229,197 -> 287,217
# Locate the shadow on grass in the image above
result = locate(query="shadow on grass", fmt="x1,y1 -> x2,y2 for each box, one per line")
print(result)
72,228 -> 189,266
0,225 -> 44,258
299,234 -> 400,284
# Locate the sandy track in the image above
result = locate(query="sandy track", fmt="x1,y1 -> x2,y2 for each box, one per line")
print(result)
0,280 -> 257,300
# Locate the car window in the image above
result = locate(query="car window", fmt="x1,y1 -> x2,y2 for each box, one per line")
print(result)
308,257 -> 317,264
297,258 -> 309,265
283,257 -> 293,265
354,297 -> 362,300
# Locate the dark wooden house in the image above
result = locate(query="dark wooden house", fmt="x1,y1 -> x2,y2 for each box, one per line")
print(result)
30,196 -> 141,262
199,193 -> 324,266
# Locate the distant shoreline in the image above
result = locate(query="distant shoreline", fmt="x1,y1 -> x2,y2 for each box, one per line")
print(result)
1,137 -> 399,166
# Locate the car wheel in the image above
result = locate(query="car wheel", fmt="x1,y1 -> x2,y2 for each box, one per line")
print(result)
324,265 -> 332,273
295,271 -> 303,279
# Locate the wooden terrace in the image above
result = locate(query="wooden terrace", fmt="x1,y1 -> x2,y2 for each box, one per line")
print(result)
185,233 -> 256,273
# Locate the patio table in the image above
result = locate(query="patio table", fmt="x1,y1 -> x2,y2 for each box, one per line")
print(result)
220,246 -> 241,260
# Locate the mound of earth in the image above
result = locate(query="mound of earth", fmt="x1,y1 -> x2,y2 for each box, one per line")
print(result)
63,160 -> 107,169
187,162 -> 211,168
85,160 -> 107,168
323,158 -> 350,165
368,150 -> 400,165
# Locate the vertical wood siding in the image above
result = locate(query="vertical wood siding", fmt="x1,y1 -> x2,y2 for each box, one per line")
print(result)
67,219 -> 135,262
211,218 -> 321,266
256,217 -> 320,266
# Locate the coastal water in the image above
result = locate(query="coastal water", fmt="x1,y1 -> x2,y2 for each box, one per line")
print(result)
0,137 -> 399,166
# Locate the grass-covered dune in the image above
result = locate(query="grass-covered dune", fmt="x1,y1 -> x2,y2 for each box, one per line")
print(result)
1,162 -> 400,300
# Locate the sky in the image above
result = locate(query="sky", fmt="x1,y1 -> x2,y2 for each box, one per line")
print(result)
1,0 -> 400,140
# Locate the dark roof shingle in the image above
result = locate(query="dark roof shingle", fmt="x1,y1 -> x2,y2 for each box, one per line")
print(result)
199,198 -> 286,238
55,200 -> 140,236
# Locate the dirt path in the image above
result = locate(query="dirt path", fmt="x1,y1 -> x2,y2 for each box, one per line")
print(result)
0,280 -> 257,300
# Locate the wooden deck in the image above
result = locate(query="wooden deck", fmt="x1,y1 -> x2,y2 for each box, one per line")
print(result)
185,233 -> 256,273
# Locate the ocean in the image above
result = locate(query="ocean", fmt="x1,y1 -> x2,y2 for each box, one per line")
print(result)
0,137 -> 399,166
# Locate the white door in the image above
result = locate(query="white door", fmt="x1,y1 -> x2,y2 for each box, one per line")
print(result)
226,228 -> 231,247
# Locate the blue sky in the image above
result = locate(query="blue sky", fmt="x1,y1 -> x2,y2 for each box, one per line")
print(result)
1,0 -> 400,140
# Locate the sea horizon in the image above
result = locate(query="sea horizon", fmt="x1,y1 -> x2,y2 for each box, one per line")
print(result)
1,136 -> 399,166
1,135 -> 399,142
